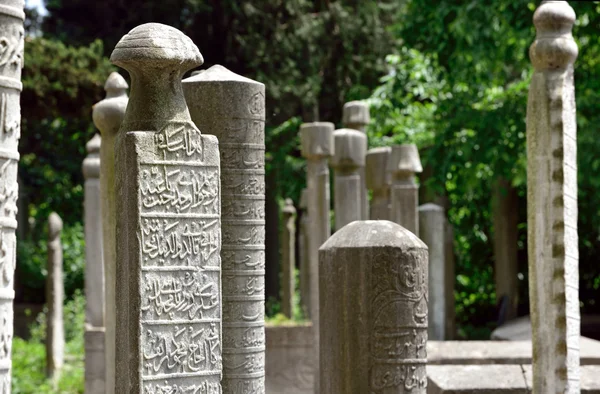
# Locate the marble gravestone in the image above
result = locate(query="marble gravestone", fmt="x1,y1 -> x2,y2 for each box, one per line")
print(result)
389,144 -> 422,236
281,199 -> 296,318
46,212 -> 64,379
298,189 -> 309,317
111,24 -> 222,393
366,147 -> 391,220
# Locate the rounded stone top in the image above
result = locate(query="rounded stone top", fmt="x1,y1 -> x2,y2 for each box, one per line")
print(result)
183,65 -> 263,86
331,128 -> 367,169
48,212 -> 63,238
282,198 -> 296,215
299,188 -> 308,209
530,1 -> 578,71
300,122 -> 335,159
105,72 -> 128,95
320,220 -> 427,251
86,133 -> 101,154
388,144 -> 423,176
342,101 -> 370,128
366,147 -> 391,190
93,73 -> 129,136
418,203 -> 444,213
110,23 -> 204,70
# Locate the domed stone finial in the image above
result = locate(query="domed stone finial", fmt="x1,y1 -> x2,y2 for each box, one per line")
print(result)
282,198 -> 296,215
86,133 -> 101,154
48,212 -> 63,240
104,72 -> 128,98
82,134 -> 101,179
529,1 -> 578,71
92,73 -> 128,138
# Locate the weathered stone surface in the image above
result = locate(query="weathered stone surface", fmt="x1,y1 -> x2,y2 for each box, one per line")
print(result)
111,24 -> 222,393
92,70 -> 128,394
331,128 -> 367,230
491,315 -> 532,341
389,144 -> 422,235
444,220 -> 456,339
281,199 -> 296,318
0,0 -> 24,389
366,147 -> 391,220
298,189 -> 309,317
523,365 -> 600,394
319,220 -> 428,393
47,212 -> 64,378
183,64 -> 264,394
427,365 -> 529,393
526,1 -> 580,392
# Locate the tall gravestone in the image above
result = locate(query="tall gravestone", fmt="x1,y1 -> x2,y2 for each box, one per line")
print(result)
82,134 -> 105,393
342,101 -> 370,220
183,65 -> 265,394
0,0 -> 24,389
319,221 -> 428,393
281,199 -> 296,318
298,189 -> 309,316
366,147 -> 391,220
444,220 -> 456,340
389,144 -> 422,235
331,128 -> 367,229
111,24 -> 222,392
527,1 -> 580,392
46,212 -> 64,378
92,71 -> 128,394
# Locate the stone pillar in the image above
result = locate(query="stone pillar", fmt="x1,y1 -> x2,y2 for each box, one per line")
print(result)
319,220 -> 428,393
419,203 -> 446,340
366,147 -> 391,220
183,65 -> 265,394
298,189 -> 309,317
281,198 -> 296,318
46,212 -> 64,378
111,24 -> 222,392
389,144 -> 422,235
444,220 -> 456,340
342,101 -> 370,220
527,1 -> 580,392
0,1 -> 23,389
82,134 -> 105,393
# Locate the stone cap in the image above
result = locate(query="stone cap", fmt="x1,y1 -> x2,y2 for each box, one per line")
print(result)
183,64 -> 263,86
342,101 -> 370,129
366,147 -> 391,190
83,134 -> 101,179
320,220 -> 426,251
299,188 -> 308,209
92,73 -> 128,136
104,72 -> 128,98
388,144 -> 423,176
86,133 -> 101,154
282,198 -> 296,215
530,1 -> 577,71
331,128 -> 367,169
418,203 -> 444,213
48,212 -> 63,239
300,122 -> 335,159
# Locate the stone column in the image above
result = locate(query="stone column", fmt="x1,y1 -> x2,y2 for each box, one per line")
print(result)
82,134 -> 105,393
183,65 -> 265,394
281,198 -> 296,318
298,189 -> 309,317
444,220 -> 456,340
366,147 -> 391,220
319,220 -> 428,393
46,212 -> 64,379
527,1 -> 580,392
342,101 -> 370,219
0,1 -> 23,389
111,24 -> 222,392
92,71 -> 128,394
419,203 -> 446,340
389,144 -> 422,235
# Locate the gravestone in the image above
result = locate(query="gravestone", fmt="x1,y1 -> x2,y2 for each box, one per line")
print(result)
46,212 -> 64,378
92,71 -> 128,394
366,147 -> 391,220
281,198 -> 296,318
331,128 -> 367,229
298,189 -> 309,316
342,101 -> 370,220
183,65 -> 265,394
0,0 -> 24,389
82,134 -> 105,393
319,221 -> 428,393
389,144 -> 422,235
111,24 -> 222,392
444,220 -> 456,340
527,1 -> 580,391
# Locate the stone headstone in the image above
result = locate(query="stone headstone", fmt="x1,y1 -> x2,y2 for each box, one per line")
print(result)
82,134 -> 105,393
281,198 -> 296,318
0,0 -> 24,389
331,128 -> 367,229
183,65 -> 265,394
298,189 -> 309,317
92,71 -> 128,394
444,220 -> 456,340
388,144 -> 422,235
46,212 -> 64,378
111,23 -> 222,392
319,220 -> 428,393
366,147 -> 391,220
527,1 -> 580,391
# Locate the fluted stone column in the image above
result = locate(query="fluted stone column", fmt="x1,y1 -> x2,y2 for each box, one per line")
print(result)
342,101 -> 370,219
389,144 -> 422,235
281,198 -> 296,318
366,147 -> 391,220
0,1 -> 24,389
82,134 -> 105,393
298,189 -> 309,317
92,71 -> 128,394
46,212 -> 64,379
527,1 -> 580,392
319,221 -> 428,393
183,65 -> 265,394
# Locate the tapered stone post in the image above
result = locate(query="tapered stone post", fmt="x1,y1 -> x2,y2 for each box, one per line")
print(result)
527,1 -> 580,392
0,1 -> 24,389
444,221 -> 456,339
82,134 -> 105,393
366,147 -> 391,220
319,221 -> 428,393
46,212 -> 64,379
111,24 -> 222,393
342,101 -> 370,220
92,71 -> 128,394
281,198 -> 296,318
389,144 -> 422,235
298,189 -> 309,316
183,65 -> 265,394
